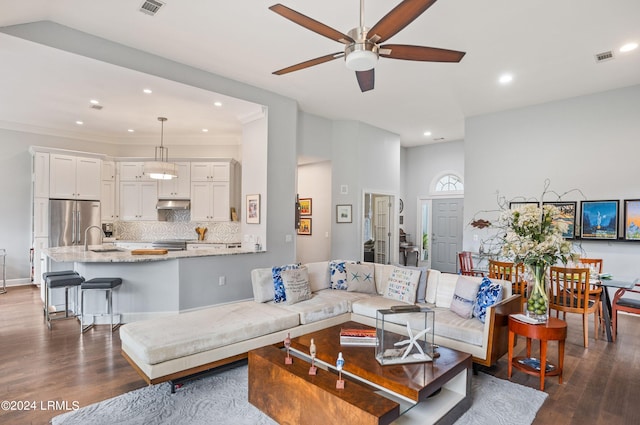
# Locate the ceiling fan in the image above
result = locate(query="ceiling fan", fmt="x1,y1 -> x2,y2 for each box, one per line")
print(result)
269,0 -> 466,92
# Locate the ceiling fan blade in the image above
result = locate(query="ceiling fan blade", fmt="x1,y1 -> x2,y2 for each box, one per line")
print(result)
273,52 -> 344,75
368,0 -> 438,43
356,69 -> 375,92
269,4 -> 354,44
379,44 -> 466,62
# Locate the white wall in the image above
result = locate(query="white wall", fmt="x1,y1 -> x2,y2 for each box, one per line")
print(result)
401,140 -> 465,242
464,84 -> 640,281
241,114 -> 268,250
296,161 -> 332,263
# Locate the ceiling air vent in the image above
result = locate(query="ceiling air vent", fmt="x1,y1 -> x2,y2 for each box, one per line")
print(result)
89,104 -> 103,110
595,50 -> 614,63
139,0 -> 165,16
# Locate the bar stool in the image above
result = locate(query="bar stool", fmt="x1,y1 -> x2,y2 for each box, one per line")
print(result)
43,270 -> 84,330
80,277 -> 123,333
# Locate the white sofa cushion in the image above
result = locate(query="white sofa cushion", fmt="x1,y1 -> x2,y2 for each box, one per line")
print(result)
450,277 -> 481,319
430,306 -> 485,347
305,261 -> 330,292
271,292 -> 350,325
251,267 -> 275,303
350,296 -> 412,318
425,269 -> 440,304
119,301 -> 300,365
369,262 -> 394,295
314,288 -> 373,310
435,273 -> 461,308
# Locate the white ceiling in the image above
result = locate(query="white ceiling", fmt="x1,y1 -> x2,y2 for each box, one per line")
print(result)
0,0 -> 638,147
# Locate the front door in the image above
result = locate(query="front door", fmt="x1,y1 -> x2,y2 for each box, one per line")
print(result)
431,198 -> 463,273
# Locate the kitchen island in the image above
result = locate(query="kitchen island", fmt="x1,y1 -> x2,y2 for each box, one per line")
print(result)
43,245 -> 263,323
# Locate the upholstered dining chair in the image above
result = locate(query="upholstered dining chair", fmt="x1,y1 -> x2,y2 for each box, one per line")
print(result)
549,266 -> 600,348
578,258 -> 604,332
458,251 -> 484,277
489,260 -> 526,304
611,279 -> 640,342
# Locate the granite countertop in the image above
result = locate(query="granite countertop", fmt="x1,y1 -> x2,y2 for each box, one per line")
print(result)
44,245 -> 260,263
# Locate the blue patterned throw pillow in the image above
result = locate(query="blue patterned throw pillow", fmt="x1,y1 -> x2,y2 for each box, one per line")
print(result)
473,277 -> 503,323
329,260 -> 355,290
272,264 -> 299,303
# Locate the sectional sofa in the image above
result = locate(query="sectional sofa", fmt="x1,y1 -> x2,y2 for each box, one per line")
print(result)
120,261 -> 521,386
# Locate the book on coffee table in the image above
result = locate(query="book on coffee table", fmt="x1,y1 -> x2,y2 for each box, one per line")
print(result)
340,328 -> 378,346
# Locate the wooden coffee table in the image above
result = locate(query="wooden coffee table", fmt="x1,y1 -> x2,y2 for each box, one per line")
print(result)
249,322 -> 472,425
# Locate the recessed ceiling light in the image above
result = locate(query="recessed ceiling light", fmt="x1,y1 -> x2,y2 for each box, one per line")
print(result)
75,121 -> 84,125
89,99 -> 99,105
202,128 -> 209,132
214,101 -> 222,107
143,89 -> 153,94
127,129 -> 135,133
499,74 -> 513,84
423,131 -> 432,137
620,42 -> 638,53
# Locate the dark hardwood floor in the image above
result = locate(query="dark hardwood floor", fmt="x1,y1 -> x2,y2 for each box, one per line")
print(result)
1,285 -> 639,424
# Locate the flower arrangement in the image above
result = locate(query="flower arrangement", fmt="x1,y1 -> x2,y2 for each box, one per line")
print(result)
496,203 -> 577,320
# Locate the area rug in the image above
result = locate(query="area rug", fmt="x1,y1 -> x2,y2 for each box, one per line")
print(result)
51,365 -> 547,425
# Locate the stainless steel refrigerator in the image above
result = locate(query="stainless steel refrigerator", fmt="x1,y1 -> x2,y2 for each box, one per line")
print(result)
49,200 -> 101,247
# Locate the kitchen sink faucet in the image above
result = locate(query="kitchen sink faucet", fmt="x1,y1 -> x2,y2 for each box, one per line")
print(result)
84,225 -> 106,251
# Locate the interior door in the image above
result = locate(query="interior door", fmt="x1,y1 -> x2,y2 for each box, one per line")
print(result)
431,198 -> 463,273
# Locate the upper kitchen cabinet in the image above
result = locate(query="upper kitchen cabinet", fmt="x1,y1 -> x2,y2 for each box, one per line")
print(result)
190,162 -> 230,182
32,151 -> 50,198
119,181 -> 157,220
158,162 -> 191,199
49,154 -> 101,200
119,162 -> 152,181
102,161 -> 116,181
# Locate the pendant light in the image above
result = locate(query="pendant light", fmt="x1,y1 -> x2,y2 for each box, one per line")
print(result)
144,117 -> 178,180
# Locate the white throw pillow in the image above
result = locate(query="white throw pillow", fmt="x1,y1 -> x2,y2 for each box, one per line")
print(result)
383,266 -> 421,304
305,261 -> 330,292
450,277 -> 481,319
345,263 -> 377,294
425,269 -> 440,304
280,267 -> 312,305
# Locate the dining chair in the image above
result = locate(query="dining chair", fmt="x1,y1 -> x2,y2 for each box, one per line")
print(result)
611,279 -> 640,342
549,266 -> 600,348
488,260 -> 526,304
458,251 -> 484,277
578,258 -> 604,332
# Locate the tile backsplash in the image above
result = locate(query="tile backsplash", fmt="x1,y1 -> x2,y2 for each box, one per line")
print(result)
115,219 -> 240,242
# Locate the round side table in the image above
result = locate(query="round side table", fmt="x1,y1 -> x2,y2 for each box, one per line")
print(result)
507,316 -> 567,391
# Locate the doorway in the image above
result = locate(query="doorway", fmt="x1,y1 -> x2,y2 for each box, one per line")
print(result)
363,192 -> 395,264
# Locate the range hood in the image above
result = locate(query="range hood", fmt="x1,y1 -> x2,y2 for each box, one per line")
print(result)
156,200 -> 190,210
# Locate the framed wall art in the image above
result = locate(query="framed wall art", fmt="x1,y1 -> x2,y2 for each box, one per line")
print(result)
623,199 -> 640,241
298,218 -> 312,235
580,200 -> 619,240
543,201 -> 577,239
509,201 -> 539,210
336,204 -> 352,223
299,198 -> 312,216
246,194 -> 260,224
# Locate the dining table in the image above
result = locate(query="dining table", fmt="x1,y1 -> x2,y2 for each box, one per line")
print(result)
594,278 -> 636,342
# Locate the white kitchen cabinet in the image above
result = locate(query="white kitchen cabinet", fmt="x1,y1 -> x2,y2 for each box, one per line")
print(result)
33,197 -> 49,237
119,181 -> 157,220
33,152 -> 50,198
50,154 -> 101,200
119,162 -> 152,181
190,162 -> 230,182
102,161 -> 116,181
101,180 -> 117,221
190,181 -> 231,221
158,162 -> 190,198
33,237 -> 48,288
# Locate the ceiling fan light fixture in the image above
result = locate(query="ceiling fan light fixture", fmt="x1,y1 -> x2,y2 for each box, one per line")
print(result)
144,117 -> 178,180
345,49 -> 378,71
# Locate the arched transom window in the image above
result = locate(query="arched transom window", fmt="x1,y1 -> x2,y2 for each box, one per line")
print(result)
435,174 -> 464,192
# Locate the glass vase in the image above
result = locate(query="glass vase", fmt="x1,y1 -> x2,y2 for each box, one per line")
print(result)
525,263 -> 549,322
